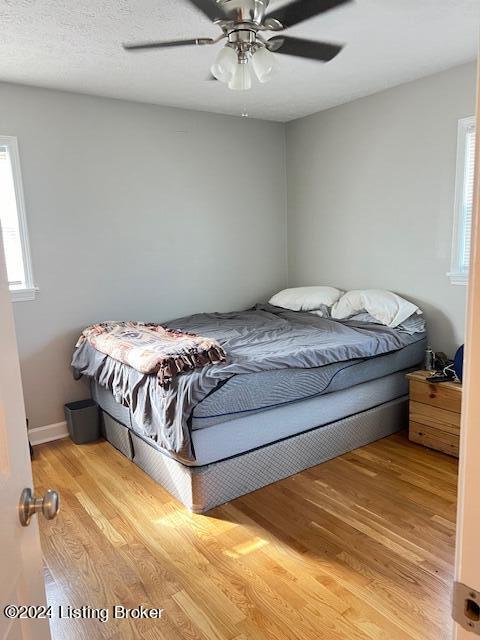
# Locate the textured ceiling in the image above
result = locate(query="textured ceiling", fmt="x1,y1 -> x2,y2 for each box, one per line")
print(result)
0,0 -> 478,121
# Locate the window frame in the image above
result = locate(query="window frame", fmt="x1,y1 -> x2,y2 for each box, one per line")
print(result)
448,115 -> 476,286
0,135 -> 36,301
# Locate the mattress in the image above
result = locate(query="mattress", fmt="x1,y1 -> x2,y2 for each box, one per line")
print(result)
93,369 -> 410,466
190,371 -> 408,464
191,337 -> 425,429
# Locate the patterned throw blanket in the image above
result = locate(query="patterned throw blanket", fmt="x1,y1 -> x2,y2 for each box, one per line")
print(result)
76,321 -> 226,386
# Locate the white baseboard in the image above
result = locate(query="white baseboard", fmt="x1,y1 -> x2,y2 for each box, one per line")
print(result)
28,421 -> 69,446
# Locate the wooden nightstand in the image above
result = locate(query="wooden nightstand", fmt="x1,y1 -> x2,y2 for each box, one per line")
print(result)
406,370 -> 462,457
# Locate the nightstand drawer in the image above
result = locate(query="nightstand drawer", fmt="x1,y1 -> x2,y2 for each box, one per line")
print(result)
409,421 -> 460,457
409,379 -> 462,413
409,401 -> 461,435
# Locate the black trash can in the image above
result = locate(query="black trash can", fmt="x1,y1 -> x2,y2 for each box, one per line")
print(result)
64,399 -> 99,444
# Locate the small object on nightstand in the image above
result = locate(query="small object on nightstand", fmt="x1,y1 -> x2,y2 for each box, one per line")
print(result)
424,346 -> 435,372
453,345 -> 464,381
426,351 -> 457,383
426,371 -> 455,383
406,370 -> 462,457
434,351 -> 451,370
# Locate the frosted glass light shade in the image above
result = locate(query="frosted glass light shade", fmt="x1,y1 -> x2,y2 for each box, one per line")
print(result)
252,47 -> 277,83
211,46 -> 237,83
228,63 -> 252,91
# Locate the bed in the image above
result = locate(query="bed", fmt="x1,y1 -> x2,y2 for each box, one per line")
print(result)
73,302 -> 426,513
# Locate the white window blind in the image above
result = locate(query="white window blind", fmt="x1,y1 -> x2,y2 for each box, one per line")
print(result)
449,116 -> 476,285
0,136 -> 35,301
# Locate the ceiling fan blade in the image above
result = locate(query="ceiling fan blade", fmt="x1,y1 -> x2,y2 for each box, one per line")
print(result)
186,0 -> 227,22
123,38 -> 215,51
268,36 -> 343,61
265,0 -> 352,29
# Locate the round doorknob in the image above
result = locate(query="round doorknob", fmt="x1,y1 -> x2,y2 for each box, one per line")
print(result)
41,490 -> 60,520
18,488 -> 60,527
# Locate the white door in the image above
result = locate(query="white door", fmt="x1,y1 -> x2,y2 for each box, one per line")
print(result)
453,58 -> 480,639
0,235 -> 51,639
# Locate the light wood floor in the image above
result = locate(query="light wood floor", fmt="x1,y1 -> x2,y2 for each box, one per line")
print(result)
32,433 -> 458,640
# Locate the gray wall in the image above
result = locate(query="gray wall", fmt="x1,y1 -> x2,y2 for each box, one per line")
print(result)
2,63 -> 476,429
0,83 -> 287,429
286,62 -> 476,356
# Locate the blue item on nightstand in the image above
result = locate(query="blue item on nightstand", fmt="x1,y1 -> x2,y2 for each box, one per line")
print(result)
453,345 -> 464,382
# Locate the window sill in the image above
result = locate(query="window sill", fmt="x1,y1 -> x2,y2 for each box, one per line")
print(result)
447,272 -> 468,286
10,287 -> 38,302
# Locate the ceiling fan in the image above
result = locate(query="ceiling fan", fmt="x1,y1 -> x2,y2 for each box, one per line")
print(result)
122,0 -> 351,91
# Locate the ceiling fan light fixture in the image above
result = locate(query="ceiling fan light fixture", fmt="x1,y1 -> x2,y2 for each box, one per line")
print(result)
228,62 -> 252,91
123,0 -> 348,92
211,45 -> 237,83
251,46 -> 277,83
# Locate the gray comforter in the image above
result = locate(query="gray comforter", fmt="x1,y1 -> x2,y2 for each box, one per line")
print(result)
72,304 -> 425,463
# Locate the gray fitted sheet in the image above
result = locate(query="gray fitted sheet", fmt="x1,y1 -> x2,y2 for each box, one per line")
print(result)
191,337 -> 425,429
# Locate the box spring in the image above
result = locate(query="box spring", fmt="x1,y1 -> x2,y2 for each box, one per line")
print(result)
99,396 -> 407,513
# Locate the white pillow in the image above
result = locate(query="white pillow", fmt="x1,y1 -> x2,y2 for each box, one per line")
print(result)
269,286 -> 343,312
331,289 -> 420,328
